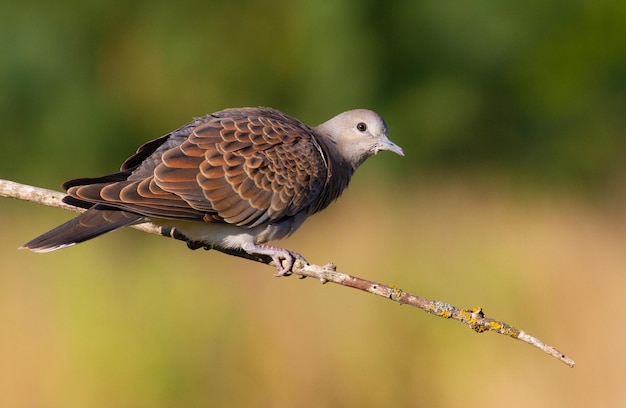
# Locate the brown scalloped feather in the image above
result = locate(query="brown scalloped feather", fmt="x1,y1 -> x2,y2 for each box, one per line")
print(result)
64,108 -> 330,228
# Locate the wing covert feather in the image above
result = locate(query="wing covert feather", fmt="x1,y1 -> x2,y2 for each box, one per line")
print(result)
65,109 -> 330,228
154,111 -> 329,227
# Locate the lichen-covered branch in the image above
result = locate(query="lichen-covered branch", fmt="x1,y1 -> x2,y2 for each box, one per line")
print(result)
0,178 -> 575,367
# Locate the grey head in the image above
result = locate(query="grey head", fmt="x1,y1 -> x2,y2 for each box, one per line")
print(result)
314,109 -> 404,169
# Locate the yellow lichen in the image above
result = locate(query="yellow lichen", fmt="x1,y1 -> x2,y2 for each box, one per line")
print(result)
429,301 -> 455,318
489,321 -> 503,330
388,285 -> 403,301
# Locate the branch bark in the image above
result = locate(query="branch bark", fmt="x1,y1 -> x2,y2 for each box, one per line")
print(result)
0,178 -> 575,367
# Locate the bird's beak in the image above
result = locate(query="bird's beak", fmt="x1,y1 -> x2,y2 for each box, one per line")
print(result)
377,137 -> 405,157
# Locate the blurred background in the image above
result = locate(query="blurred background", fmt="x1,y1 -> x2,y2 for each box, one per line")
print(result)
1,0 -> 626,407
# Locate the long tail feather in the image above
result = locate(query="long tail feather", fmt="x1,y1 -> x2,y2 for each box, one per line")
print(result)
20,209 -> 145,252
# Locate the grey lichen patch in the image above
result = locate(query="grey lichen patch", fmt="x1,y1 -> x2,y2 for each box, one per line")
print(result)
429,301 -> 456,319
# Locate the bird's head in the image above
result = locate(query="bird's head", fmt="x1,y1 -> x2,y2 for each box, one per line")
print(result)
316,109 -> 404,169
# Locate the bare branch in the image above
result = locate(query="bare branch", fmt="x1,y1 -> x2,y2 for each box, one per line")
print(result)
0,178 -> 575,367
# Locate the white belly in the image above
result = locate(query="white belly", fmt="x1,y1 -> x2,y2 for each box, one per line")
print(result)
153,219 -> 265,249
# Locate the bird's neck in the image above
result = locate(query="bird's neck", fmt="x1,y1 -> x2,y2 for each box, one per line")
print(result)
310,139 -> 355,215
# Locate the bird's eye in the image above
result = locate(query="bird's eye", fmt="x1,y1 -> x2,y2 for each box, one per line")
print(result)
356,122 -> 367,132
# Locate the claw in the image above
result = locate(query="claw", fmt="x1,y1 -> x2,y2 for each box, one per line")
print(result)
273,255 -> 293,276
243,243 -> 307,276
271,250 -> 304,277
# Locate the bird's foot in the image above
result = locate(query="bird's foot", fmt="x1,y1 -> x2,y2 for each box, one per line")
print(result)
165,227 -> 212,251
187,240 -> 211,250
243,243 -> 308,276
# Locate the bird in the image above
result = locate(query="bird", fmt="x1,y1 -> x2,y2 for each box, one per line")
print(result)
21,107 -> 404,275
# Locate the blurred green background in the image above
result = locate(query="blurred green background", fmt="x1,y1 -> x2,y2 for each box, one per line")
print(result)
2,1 -> 626,407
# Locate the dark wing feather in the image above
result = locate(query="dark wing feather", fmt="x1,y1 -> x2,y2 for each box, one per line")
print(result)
64,108 -> 330,228
20,207 -> 144,252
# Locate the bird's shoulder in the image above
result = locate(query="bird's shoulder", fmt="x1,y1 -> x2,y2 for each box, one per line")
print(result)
124,107 -> 325,173
151,108 -> 331,226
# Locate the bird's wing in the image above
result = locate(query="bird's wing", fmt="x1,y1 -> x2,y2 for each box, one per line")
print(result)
65,110 -> 330,228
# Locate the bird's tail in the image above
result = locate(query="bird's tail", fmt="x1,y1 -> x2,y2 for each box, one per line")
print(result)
20,208 -> 145,252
